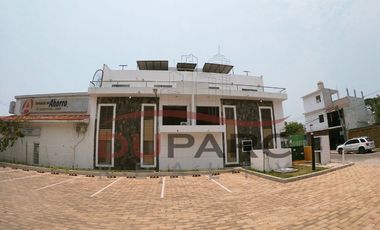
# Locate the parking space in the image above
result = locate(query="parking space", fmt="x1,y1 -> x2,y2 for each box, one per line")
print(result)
0,163 -> 380,229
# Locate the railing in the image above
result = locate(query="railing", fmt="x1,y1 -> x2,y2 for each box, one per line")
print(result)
89,80 -> 286,94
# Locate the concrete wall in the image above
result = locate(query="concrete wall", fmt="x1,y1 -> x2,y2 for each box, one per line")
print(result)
348,124 -> 380,147
159,132 -> 224,170
0,122 -> 93,169
314,135 -> 330,165
250,148 -> 292,171
305,111 -> 328,132
344,97 -> 369,130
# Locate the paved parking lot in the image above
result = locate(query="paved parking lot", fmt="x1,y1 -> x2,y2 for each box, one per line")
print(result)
1,157 -> 380,229
331,151 -> 380,166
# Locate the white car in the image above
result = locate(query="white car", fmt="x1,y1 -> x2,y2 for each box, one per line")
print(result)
336,137 -> 375,154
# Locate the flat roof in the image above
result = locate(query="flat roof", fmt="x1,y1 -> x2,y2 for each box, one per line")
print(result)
15,92 -> 88,99
301,88 -> 338,98
137,60 -> 168,71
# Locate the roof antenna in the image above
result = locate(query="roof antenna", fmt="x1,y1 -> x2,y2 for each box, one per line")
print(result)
119,64 -> 128,70
243,70 -> 250,76
208,45 -> 231,65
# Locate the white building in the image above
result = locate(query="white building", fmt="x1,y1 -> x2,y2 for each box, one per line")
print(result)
1,58 -> 289,170
302,81 -> 369,149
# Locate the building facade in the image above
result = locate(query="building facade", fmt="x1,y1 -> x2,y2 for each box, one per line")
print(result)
302,81 -> 369,149
1,59 -> 288,170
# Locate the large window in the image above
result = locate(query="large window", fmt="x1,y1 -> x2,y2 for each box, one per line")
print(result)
96,104 -> 116,167
141,104 -> 157,167
196,106 -> 220,125
223,105 -> 239,165
162,106 -> 187,125
259,107 -> 275,149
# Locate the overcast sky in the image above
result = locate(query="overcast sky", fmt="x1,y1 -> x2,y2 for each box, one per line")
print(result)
1,0 -> 380,122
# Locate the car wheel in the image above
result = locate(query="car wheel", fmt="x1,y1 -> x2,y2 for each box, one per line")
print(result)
338,148 -> 343,154
358,147 -> 365,154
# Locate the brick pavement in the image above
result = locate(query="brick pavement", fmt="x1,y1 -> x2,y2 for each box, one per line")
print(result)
0,163 -> 379,229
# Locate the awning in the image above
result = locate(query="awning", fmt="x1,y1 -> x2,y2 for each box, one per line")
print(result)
0,115 -> 90,123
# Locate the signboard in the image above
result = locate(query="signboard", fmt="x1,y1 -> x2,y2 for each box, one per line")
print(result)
22,127 -> 41,136
19,96 -> 88,114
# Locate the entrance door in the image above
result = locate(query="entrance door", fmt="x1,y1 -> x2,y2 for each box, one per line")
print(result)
223,105 -> 239,165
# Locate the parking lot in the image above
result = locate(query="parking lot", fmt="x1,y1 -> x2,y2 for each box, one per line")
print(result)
1,156 -> 380,229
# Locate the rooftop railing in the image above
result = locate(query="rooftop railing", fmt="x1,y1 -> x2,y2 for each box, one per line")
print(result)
89,80 -> 286,94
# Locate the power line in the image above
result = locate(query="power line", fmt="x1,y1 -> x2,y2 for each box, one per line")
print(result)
364,89 -> 380,97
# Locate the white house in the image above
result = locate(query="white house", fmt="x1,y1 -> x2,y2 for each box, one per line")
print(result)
302,81 -> 369,149
1,57 -> 289,170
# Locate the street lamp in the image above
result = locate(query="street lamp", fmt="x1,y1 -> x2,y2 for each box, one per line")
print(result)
309,124 -> 316,171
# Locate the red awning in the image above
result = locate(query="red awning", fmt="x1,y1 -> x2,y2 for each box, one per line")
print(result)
0,115 -> 90,123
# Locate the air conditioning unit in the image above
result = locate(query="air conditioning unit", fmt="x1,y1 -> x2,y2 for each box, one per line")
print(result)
180,121 -> 188,126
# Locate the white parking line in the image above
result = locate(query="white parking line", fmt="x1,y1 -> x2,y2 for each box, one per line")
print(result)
90,177 -> 122,198
0,174 -> 45,183
206,176 -> 232,193
35,177 -> 79,191
0,170 -> 19,174
160,177 -> 166,199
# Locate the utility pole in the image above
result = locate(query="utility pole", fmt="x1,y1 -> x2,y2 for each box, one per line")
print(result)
309,124 -> 316,171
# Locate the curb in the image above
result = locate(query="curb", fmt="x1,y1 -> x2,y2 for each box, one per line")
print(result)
0,162 -> 236,178
238,162 -> 355,183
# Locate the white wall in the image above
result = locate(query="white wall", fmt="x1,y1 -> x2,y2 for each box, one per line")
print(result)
0,122 -> 93,169
250,148 -> 292,171
305,111 -> 328,132
159,132 -> 224,170
303,91 -> 325,114
102,65 -> 264,88
314,135 -> 330,165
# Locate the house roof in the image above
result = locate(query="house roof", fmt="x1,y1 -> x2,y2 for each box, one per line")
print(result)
301,88 -> 338,98
0,114 -> 90,123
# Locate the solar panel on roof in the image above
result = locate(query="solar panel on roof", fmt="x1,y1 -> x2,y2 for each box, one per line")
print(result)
176,62 -> 197,71
137,60 -> 168,70
202,63 -> 233,74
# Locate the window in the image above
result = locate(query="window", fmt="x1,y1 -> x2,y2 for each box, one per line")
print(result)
260,107 -> 275,149
242,140 -> 253,152
141,104 -> 157,167
33,143 -> 39,165
319,114 -> 324,123
196,106 -> 220,125
163,106 -> 187,125
316,95 -> 321,103
96,104 -> 116,167
345,139 -> 359,145
223,105 -> 239,164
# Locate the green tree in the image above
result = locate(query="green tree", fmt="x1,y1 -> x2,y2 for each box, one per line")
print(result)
0,120 -> 24,152
284,122 -> 305,137
365,97 -> 380,112
366,96 -> 380,124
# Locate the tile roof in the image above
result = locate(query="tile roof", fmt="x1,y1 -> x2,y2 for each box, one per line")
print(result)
0,114 -> 90,122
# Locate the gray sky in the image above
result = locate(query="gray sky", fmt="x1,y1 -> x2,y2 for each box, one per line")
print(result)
1,0 -> 380,122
